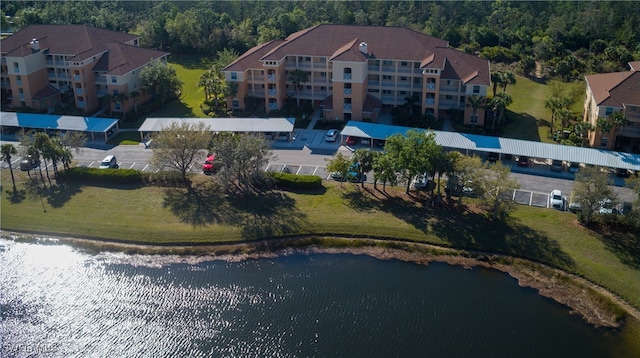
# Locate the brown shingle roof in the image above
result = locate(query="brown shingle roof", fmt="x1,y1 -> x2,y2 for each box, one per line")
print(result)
223,40 -> 285,71
628,61 -> 640,72
93,42 -> 168,76
260,24 -> 449,62
223,24 -> 490,86
32,85 -> 60,100
1,24 -> 139,61
585,71 -> 640,106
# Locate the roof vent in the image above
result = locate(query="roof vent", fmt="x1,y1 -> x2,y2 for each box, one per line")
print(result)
30,38 -> 39,51
359,42 -> 368,55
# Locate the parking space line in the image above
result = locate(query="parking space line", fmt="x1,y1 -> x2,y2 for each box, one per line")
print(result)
128,163 -> 135,169
142,164 -> 149,172
312,166 -> 318,175
265,163 -> 272,172
529,192 -> 533,206
295,166 -> 302,175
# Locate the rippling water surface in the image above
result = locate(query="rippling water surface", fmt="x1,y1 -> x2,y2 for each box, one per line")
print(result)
0,238 -> 628,357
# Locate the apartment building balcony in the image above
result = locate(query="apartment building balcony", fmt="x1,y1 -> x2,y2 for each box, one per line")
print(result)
251,90 -> 266,97
55,60 -> 68,66
267,74 -> 276,82
269,102 -> 278,110
343,103 -> 352,112
426,83 -> 436,90
618,126 -> 640,138
343,74 -> 352,80
425,98 -> 435,106
397,83 -> 411,89
251,76 -> 265,82
380,81 -> 395,88
439,100 -> 460,108
16,79 -> 22,86
382,67 -> 395,73
381,95 -> 395,103
313,63 -> 327,69
368,80 -> 380,87
18,94 -> 25,101
313,78 -> 328,84
368,66 -> 381,72
73,75 -> 81,81
412,83 -> 423,89
75,88 -> 83,95
297,63 -> 311,69
77,101 -> 85,108
344,88 -> 352,95
268,89 -> 277,97
97,90 -> 108,97
397,68 -> 412,73
95,76 -> 107,84
440,85 -> 459,93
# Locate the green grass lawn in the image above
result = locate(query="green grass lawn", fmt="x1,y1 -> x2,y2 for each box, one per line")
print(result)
501,75 -> 585,143
2,171 -> 639,311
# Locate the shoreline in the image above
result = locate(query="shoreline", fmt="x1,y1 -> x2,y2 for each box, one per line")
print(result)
2,230 -> 639,329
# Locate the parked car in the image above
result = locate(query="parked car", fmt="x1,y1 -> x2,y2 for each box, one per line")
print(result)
549,189 -> 563,209
615,168 -> 632,178
486,152 -> 499,163
568,162 -> 581,173
203,154 -> 215,175
19,155 -> 40,171
599,199 -> 615,214
345,136 -> 356,145
330,171 -> 345,181
568,192 -> 581,213
550,159 -> 564,172
412,173 -> 432,190
99,155 -> 118,169
445,178 -> 474,196
325,129 -> 339,142
517,156 -> 529,167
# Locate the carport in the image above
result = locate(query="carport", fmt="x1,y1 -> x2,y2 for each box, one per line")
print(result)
138,117 -> 295,142
0,112 -> 119,142
340,120 -> 640,172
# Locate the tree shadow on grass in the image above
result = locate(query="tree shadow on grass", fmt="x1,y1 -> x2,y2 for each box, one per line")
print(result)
5,177 -> 82,209
591,223 -> 640,270
163,179 -> 307,240
429,208 -> 575,270
343,187 -> 574,270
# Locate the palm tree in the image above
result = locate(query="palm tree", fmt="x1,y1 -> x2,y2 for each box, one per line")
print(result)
544,97 -> 563,135
500,71 -> 516,92
1,143 -> 18,192
403,93 -> 420,115
287,69 -> 309,107
609,111 -> 629,150
466,95 -> 484,129
489,92 -> 512,132
129,91 -> 140,117
573,121 -> 594,147
490,72 -> 504,97
556,108 -> 572,136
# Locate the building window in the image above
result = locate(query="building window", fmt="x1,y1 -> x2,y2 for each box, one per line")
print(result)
400,77 -> 407,81
115,102 -> 121,110
605,107 -> 613,116
343,67 -> 352,80
111,76 -> 116,83
401,62 -> 408,66
232,99 -> 239,108
113,90 -> 119,96
13,63 -> 19,72
446,95 -> 453,100
382,60 -> 392,66
231,72 -> 237,80
600,137 -> 608,148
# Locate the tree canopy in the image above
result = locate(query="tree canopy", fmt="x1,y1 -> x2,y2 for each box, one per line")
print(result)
139,62 -> 183,108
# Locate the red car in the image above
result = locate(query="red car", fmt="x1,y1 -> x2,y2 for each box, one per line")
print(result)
345,136 -> 356,145
203,154 -> 215,174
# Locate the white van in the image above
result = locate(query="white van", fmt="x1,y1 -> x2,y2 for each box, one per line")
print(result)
99,155 -> 118,169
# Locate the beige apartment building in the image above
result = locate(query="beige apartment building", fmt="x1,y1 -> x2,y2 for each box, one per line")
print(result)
1,24 -> 169,116
583,61 -> 640,151
223,24 -> 490,125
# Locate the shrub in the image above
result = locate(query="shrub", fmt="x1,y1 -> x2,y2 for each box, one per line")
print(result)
268,172 -> 323,190
57,167 -> 143,184
142,170 -> 187,187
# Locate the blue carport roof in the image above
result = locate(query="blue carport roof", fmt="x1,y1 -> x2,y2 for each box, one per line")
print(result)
340,121 -> 640,171
1,112 -> 119,132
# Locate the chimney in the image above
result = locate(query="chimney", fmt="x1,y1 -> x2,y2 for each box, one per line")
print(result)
30,38 -> 39,51
359,42 -> 368,55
